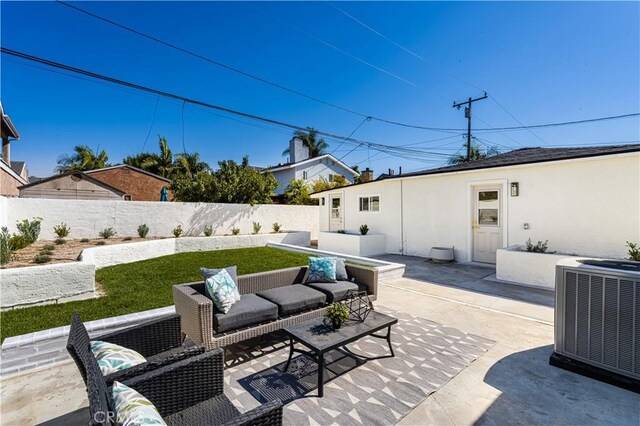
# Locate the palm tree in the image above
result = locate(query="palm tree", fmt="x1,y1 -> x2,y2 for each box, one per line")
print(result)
129,136 -> 174,178
448,140 -> 499,165
174,152 -> 210,178
282,127 -> 329,158
56,145 -> 109,174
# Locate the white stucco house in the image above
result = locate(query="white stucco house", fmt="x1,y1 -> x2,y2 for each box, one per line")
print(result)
312,144 -> 640,271
263,137 -> 359,195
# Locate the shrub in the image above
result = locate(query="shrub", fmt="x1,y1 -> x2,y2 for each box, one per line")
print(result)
0,227 -> 13,265
272,222 -> 282,233
172,225 -> 183,238
99,227 -> 116,239
16,217 -> 42,245
252,222 -> 261,234
137,224 -> 149,238
80,238 -> 90,243
359,224 -> 369,235
53,223 -> 70,239
43,243 -> 56,251
9,235 -> 28,250
204,225 -> 213,237
525,238 -> 549,253
54,238 -> 66,245
337,230 -> 346,234
231,227 -> 240,235
39,249 -> 54,256
627,241 -> 640,261
123,236 -> 133,241
95,241 -> 106,246
33,254 -> 52,264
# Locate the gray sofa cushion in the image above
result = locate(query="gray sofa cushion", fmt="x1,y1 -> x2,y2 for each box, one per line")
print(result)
213,294 -> 278,334
305,281 -> 361,303
256,285 -> 327,316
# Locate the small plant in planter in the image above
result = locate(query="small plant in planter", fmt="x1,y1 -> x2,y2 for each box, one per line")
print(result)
95,240 -> 106,246
525,238 -> 552,253
172,225 -> 183,238
272,222 -> 282,233
54,238 -> 66,245
123,236 -> 133,241
137,224 -> 149,238
99,227 -> 116,239
204,225 -> 213,237
39,249 -> 54,256
359,224 -> 369,235
53,223 -> 70,239
80,238 -> 90,243
252,222 -> 262,234
337,230 -> 346,234
627,241 -> 640,261
16,217 -> 42,245
325,302 -> 350,329
42,243 -> 56,251
34,254 -> 52,264
231,227 -> 240,236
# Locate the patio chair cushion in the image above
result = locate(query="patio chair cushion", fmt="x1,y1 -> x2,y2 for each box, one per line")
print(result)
214,294 -> 278,334
306,257 -> 337,283
204,269 -> 241,314
112,381 -> 166,425
256,285 -> 327,316
90,341 -> 146,376
305,280 -> 361,304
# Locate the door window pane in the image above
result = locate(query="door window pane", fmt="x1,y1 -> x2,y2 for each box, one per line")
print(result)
478,209 -> 499,225
479,191 -> 498,202
332,198 -> 341,208
359,197 -> 369,211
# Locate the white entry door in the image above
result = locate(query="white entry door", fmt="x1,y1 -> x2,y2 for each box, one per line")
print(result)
472,186 -> 503,263
329,195 -> 344,231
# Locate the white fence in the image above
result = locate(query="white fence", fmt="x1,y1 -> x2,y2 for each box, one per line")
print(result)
0,197 -> 319,240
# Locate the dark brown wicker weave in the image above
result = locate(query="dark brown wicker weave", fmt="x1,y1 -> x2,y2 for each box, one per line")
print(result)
173,264 -> 378,350
67,313 -> 205,386
84,346 -> 283,425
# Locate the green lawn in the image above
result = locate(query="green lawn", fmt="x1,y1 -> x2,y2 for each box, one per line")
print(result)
0,247 -> 309,341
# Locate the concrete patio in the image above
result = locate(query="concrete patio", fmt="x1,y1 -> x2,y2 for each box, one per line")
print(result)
1,258 -> 638,425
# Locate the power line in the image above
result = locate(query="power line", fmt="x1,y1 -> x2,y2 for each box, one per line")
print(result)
472,112 -> 640,132
330,117 -> 371,155
489,95 -> 550,146
1,47 -> 454,159
141,96 -> 160,152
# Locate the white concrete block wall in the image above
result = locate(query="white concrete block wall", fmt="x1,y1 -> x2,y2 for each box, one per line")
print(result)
3,199 -> 319,240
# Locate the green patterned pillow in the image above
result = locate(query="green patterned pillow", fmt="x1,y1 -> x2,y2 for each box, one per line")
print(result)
90,341 -> 146,376
307,257 -> 337,283
205,268 -> 241,314
112,381 -> 166,425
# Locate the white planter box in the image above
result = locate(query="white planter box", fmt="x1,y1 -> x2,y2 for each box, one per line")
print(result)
496,245 -> 578,290
318,231 -> 386,257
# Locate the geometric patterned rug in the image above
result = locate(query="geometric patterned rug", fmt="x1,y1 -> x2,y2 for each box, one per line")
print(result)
224,307 -> 495,425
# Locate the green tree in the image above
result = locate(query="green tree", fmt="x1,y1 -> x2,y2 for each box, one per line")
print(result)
56,145 -> 109,174
284,179 -> 317,205
282,128 -> 329,158
123,136 -> 210,179
174,152 -> 210,178
311,175 -> 349,193
123,152 -> 159,173
448,140 -> 499,165
171,156 -> 278,204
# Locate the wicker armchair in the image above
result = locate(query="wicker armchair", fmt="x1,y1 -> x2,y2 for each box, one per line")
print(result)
86,347 -> 283,426
173,264 -> 378,350
67,313 -> 204,386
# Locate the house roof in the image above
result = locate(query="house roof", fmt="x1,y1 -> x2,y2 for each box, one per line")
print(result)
311,144 -> 640,194
0,160 -> 28,185
0,101 -> 20,140
17,171 -> 126,196
10,161 -> 25,175
84,164 -> 171,182
262,154 -> 359,176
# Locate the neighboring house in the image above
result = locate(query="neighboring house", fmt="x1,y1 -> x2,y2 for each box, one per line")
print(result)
18,171 -> 127,200
85,165 -> 171,201
0,101 -> 28,197
263,137 -> 359,195
312,144 -> 640,263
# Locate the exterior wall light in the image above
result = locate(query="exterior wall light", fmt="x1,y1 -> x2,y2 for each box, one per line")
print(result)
510,182 -> 519,197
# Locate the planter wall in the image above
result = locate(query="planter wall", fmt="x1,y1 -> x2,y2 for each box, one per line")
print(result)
318,231 -> 387,257
496,245 -> 577,290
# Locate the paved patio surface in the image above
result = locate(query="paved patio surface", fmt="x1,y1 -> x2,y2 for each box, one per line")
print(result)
1,258 -> 638,425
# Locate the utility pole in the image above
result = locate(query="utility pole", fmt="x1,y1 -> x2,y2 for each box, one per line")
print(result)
453,92 -> 487,161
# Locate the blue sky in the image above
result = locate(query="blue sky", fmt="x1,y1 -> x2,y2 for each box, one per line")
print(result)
2,1 -> 639,177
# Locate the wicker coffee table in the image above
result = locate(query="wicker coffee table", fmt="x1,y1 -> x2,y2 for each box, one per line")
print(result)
282,310 -> 397,397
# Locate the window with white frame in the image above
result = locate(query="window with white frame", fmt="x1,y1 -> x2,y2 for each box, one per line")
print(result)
328,174 -> 334,182
359,195 -> 380,212
303,171 -> 308,180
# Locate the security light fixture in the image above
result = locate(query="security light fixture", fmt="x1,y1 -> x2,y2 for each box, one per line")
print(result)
510,182 -> 519,197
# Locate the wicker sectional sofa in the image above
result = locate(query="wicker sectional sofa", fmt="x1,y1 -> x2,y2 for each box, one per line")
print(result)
173,264 -> 378,350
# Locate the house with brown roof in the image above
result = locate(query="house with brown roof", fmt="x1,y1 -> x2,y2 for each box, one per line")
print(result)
18,165 -> 171,201
0,101 -> 28,197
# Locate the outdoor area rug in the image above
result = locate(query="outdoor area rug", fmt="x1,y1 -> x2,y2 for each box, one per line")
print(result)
223,307 -> 495,426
